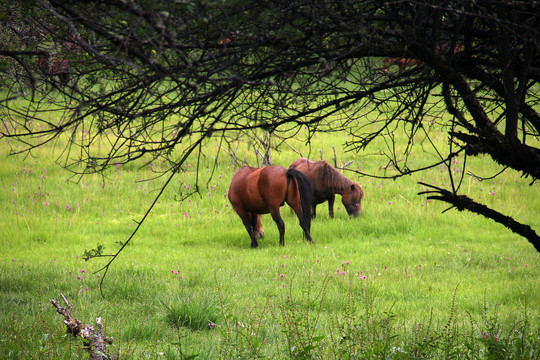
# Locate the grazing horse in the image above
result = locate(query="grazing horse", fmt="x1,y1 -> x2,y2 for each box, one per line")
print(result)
37,54 -> 71,84
289,158 -> 364,218
228,165 -> 313,248
382,57 -> 421,72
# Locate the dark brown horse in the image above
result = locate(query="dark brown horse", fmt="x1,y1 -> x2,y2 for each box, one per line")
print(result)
228,165 -> 313,248
382,57 -> 421,72
289,158 -> 364,218
37,54 -> 71,84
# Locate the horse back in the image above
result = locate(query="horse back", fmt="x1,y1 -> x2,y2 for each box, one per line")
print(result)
290,158 -> 333,195
228,166 -> 266,212
258,166 -> 289,207
228,165 -> 288,214
289,158 -> 315,174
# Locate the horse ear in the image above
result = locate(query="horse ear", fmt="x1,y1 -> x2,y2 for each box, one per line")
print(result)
351,184 -> 355,191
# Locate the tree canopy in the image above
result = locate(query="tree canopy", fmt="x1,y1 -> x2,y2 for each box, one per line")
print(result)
1,0 -> 539,253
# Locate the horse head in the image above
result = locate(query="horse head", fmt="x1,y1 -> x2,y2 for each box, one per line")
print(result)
342,183 -> 364,217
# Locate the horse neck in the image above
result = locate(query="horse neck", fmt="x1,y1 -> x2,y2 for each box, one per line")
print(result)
333,176 -> 353,195
321,164 -> 352,194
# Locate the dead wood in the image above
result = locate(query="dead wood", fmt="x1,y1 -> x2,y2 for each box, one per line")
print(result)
50,293 -> 113,360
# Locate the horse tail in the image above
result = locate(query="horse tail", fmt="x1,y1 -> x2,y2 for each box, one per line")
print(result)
286,168 -> 313,239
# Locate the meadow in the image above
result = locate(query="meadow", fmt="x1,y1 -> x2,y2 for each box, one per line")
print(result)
1,114 -> 539,359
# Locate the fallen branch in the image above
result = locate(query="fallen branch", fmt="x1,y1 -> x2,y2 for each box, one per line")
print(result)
50,293 -> 113,360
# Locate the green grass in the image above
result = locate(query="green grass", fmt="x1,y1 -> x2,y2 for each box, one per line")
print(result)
0,119 -> 539,359
163,293 -> 221,331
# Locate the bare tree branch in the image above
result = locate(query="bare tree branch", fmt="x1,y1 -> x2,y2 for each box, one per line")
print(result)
419,182 -> 540,252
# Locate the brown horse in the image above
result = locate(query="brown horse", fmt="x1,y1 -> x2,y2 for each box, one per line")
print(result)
228,165 -> 313,248
289,158 -> 364,218
37,54 -> 71,84
382,57 -> 421,72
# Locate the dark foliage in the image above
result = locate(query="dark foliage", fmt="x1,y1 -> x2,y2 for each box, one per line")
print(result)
1,0 -> 539,257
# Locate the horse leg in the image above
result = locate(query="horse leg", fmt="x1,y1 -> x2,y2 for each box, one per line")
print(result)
236,210 -> 259,248
251,214 -> 264,239
269,208 -> 286,246
328,194 -> 335,218
312,203 -> 317,218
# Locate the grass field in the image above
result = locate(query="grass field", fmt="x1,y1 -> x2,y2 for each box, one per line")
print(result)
1,116 -> 539,359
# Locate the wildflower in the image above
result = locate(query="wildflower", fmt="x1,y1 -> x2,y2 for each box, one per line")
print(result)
279,274 -> 285,278
208,322 -> 215,330
65,205 -> 71,211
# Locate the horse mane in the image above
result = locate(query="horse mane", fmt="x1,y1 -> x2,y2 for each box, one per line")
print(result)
316,161 -> 353,193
